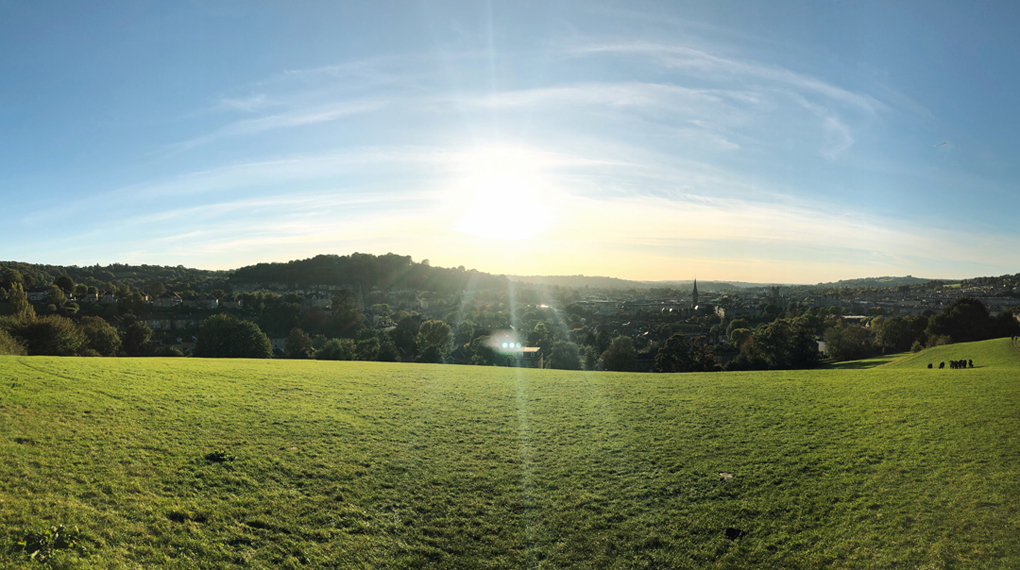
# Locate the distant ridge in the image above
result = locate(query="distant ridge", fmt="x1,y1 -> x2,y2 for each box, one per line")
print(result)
813,275 -> 942,288
506,275 -> 765,291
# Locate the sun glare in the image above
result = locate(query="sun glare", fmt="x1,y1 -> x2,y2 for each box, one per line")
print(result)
452,148 -> 554,240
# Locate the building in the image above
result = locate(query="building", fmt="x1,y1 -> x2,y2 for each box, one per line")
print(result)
510,346 -> 543,368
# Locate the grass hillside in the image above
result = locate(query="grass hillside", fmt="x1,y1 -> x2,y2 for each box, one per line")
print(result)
1,350 -> 1019,568
880,337 -> 1020,370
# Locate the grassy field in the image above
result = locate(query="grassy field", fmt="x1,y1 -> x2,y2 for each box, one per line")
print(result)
1,339 -> 1019,568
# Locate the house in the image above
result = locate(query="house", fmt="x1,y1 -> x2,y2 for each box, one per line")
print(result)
153,292 -> 182,308
100,293 -> 118,305
26,288 -> 49,302
509,346 -> 543,368
144,318 -> 173,331
184,295 -> 218,310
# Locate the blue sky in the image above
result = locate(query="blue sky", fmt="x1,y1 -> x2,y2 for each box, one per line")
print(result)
2,1 -> 1019,283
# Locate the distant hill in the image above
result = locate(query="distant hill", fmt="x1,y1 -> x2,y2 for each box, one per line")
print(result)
813,275 -> 940,288
0,261 -> 227,291
507,275 -> 648,289
229,252 -> 509,293
507,275 -> 762,291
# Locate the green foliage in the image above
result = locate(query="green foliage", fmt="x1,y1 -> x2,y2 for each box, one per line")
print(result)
728,327 -> 753,348
13,524 -> 88,562
389,315 -> 420,360
10,314 -> 85,356
77,316 -> 122,357
926,297 -> 1020,344
654,333 -> 719,372
0,327 -> 26,356
873,315 -> 928,353
547,340 -> 581,370
823,324 -> 876,362
284,327 -> 314,359
194,314 -> 272,359
53,275 -> 75,292
5,283 -> 35,321
315,338 -> 356,360
152,346 -> 184,357
415,320 -> 453,363
204,450 -> 237,463
121,318 -> 153,356
601,335 -> 635,371
328,289 -> 365,338
728,317 -> 819,371
354,335 -> 380,361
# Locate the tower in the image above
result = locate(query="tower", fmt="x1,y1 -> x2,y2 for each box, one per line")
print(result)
692,279 -> 699,310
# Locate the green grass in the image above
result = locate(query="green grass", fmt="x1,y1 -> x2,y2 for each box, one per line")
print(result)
880,337 -> 1020,370
1,340 -> 1020,568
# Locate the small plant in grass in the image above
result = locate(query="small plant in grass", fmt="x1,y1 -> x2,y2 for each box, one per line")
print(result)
204,449 -> 237,463
13,524 -> 88,562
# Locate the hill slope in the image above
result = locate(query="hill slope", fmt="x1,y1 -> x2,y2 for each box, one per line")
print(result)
1,358 -> 1019,568
880,337 -> 1020,370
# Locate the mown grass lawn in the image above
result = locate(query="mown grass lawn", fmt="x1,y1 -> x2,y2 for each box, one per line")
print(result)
1,338 -> 1019,569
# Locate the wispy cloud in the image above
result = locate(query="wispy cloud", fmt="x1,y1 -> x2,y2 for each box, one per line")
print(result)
168,99 -> 386,153
567,41 -> 884,114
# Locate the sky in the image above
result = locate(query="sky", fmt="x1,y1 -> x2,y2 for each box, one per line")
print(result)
2,1 -> 1020,284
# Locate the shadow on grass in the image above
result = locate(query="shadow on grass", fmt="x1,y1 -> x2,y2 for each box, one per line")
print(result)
821,352 -> 911,370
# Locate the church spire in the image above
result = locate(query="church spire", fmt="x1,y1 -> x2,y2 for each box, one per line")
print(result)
692,279 -> 699,309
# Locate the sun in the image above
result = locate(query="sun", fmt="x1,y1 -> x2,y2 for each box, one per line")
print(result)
451,147 -> 554,240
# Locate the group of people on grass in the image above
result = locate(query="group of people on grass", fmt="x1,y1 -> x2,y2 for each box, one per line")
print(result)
927,360 -> 972,369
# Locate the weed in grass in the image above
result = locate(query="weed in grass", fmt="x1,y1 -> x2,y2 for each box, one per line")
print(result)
204,449 -> 237,463
12,524 -> 88,563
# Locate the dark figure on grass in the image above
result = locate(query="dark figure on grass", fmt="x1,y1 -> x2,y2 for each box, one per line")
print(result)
927,363 -> 933,369
939,362 -> 945,369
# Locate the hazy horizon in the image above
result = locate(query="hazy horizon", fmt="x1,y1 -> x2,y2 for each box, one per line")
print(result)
4,2 -> 1020,283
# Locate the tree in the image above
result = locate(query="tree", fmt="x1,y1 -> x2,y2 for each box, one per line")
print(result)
147,282 -> 167,298
726,318 -> 749,339
195,314 -> 272,358
416,319 -> 454,363
6,283 -> 35,321
925,298 -> 991,344
0,328 -> 26,355
316,338 -> 356,360
729,318 -> 819,371
728,328 -> 753,348
330,289 -> 365,338
78,316 -> 122,356
873,315 -> 928,354
121,318 -> 154,356
285,327 -> 314,359
390,316 -> 420,360
47,285 -> 66,308
13,315 -> 85,356
53,275 -> 75,292
601,335 -> 635,372
654,334 -> 719,373
547,340 -> 582,370
355,335 -> 380,361
469,335 -> 499,366
454,320 -> 476,347
823,324 -> 875,361
1,268 -> 24,290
